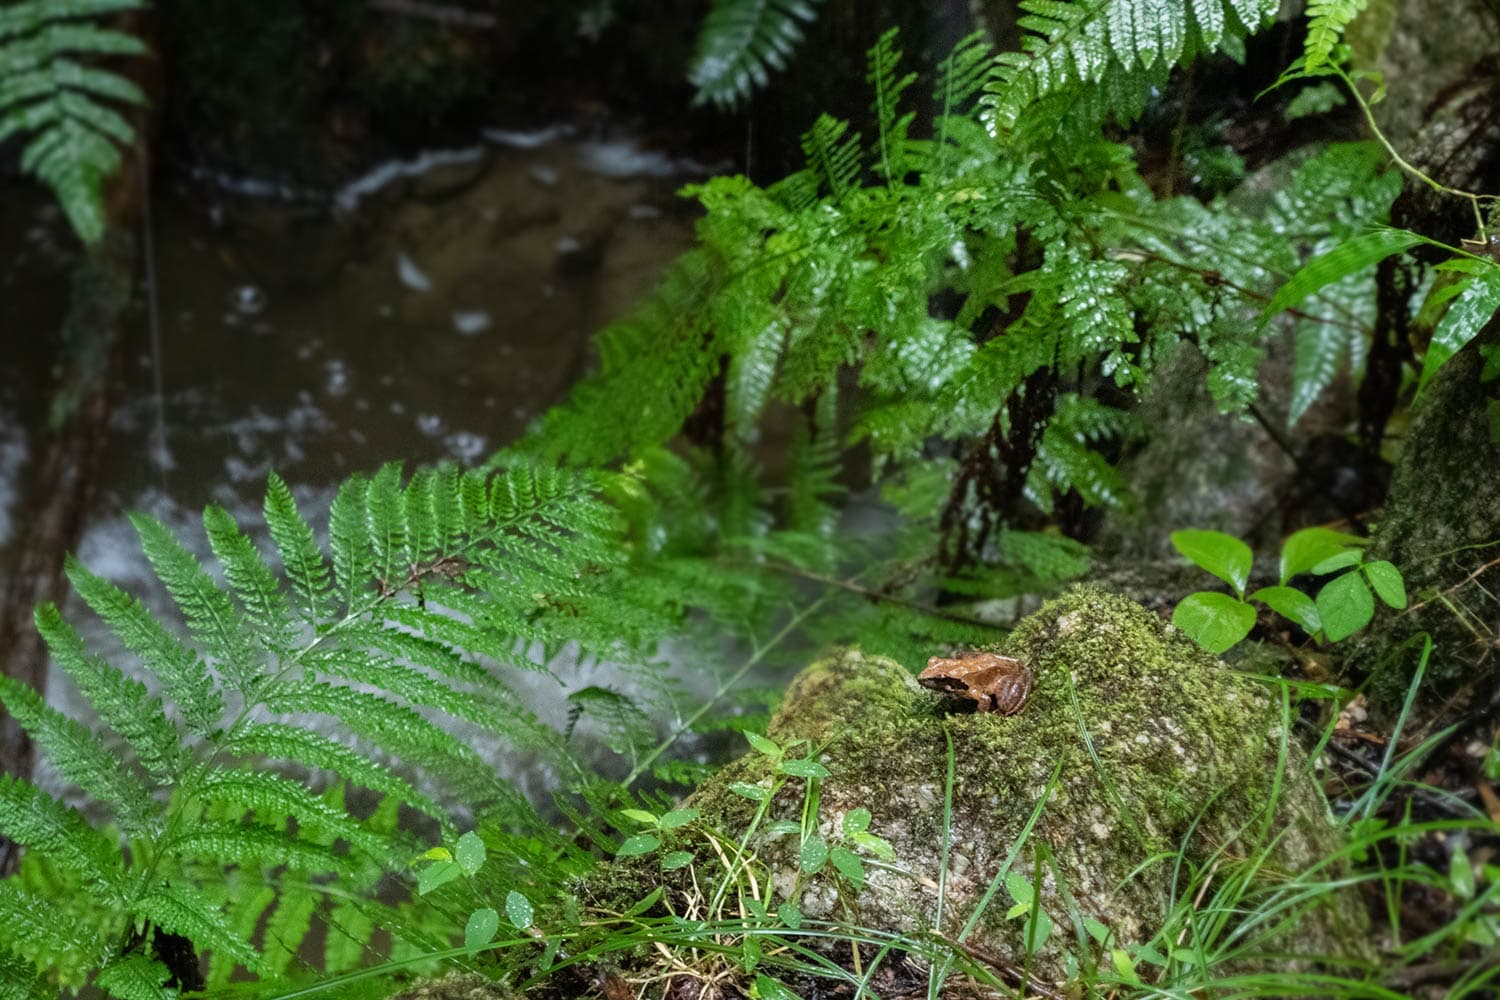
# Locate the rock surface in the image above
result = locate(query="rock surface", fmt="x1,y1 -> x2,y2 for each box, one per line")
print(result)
684,587 -> 1368,979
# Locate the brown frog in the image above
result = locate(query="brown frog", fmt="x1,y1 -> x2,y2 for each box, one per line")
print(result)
918,650 -> 1033,715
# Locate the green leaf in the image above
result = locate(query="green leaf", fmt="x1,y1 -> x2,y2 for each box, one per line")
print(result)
623,886 -> 663,918
754,973 -> 803,1000
1449,843 -> 1475,900
778,758 -> 830,779
506,891 -> 534,930
1171,592 -> 1256,654
687,0 -> 826,109
745,731 -> 781,757
1419,267 -> 1500,397
617,834 -> 661,857
418,860 -> 461,895
95,953 -> 175,1000
455,831 -> 486,876
799,834 -> 828,874
1311,550 -> 1363,574
829,846 -> 865,888
1316,571 -> 1374,642
661,850 -> 695,871
659,808 -> 699,830
620,808 -> 659,826
729,781 -> 771,802
465,908 -> 499,956
1263,229 -> 1423,320
777,901 -> 803,929
1248,585 -> 1321,634
1363,560 -> 1406,608
851,830 -> 897,861
1279,526 -> 1365,583
1170,529 -> 1252,596
842,807 -> 871,836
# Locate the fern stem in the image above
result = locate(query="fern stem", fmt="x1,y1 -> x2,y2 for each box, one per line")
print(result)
759,561 -> 1008,631
620,591 -> 834,792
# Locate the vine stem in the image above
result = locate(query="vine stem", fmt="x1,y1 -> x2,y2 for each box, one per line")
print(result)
1333,64 -> 1497,235
621,590 -> 834,792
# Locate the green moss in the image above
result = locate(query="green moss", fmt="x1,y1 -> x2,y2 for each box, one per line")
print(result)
678,587 -> 1369,977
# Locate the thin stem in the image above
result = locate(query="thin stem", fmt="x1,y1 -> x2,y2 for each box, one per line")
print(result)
621,592 -> 832,792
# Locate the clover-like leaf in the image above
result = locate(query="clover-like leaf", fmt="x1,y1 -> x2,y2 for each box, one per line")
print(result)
465,908 -> 499,956
659,808 -> 699,831
778,758 -> 830,779
616,834 -> 661,857
455,831 -> 486,876
799,835 -> 828,874
1363,560 -> 1406,609
418,860 -> 460,896
1249,585 -> 1321,634
1280,527 -> 1364,583
1171,529 -> 1253,596
505,890 -> 534,930
1316,571 -> 1374,642
1171,592 -> 1256,654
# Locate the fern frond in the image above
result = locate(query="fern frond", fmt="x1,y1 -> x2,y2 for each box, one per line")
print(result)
64,558 -> 224,735
322,898 -> 376,976
366,462 -> 410,585
0,0 -> 148,243
33,602 -> 182,777
263,473 -> 334,626
94,953 -> 176,1000
726,318 -> 786,439
136,886 -> 262,975
168,823 -> 355,877
687,0 -> 825,109
195,770 -> 390,862
1303,0 -> 1367,72
131,513 -> 264,692
203,505 -> 298,657
1029,394 -> 1134,511
0,949 -> 45,1000
984,0 -> 1278,131
0,674 -> 154,832
223,723 -> 446,826
0,879 -> 101,980
0,776 -> 122,889
867,27 -> 916,184
800,114 -> 862,202
260,890 -> 317,980
935,31 -> 994,119
523,251 -> 719,464
202,875 -> 273,989
258,681 -> 497,798
329,473 -> 372,611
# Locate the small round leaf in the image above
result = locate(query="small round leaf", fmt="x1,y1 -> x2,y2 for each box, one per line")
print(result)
778,758 -> 830,779
616,834 -> 661,858
464,908 -> 498,956
658,808 -> 699,831
505,890 -> 534,930
799,835 -> 828,874
842,808 -> 872,836
455,831 -> 486,876
1363,560 -> 1407,609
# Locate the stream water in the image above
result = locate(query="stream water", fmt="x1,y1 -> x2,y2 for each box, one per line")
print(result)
0,125 -> 707,804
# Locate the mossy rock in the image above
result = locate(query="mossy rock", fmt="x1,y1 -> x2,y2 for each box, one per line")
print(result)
683,587 -> 1369,979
